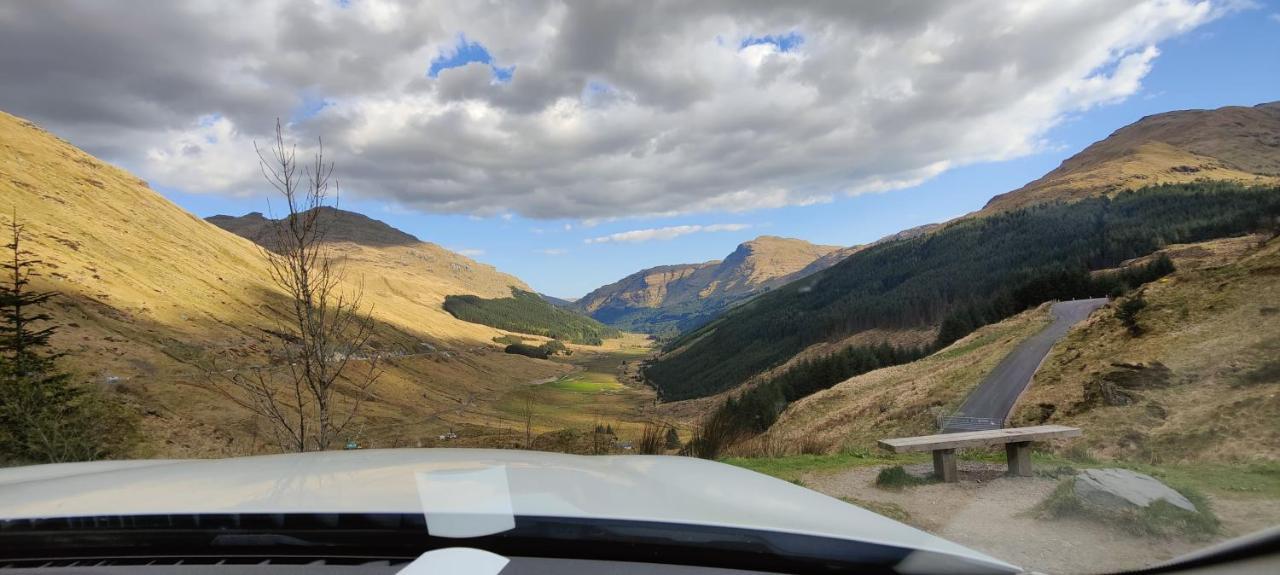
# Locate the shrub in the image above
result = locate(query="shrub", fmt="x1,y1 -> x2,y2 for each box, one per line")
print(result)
636,422 -> 664,454
1116,294 -> 1148,336
874,465 -> 936,490
504,343 -> 549,359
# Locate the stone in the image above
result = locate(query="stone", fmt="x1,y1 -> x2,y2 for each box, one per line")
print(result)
1074,468 -> 1196,513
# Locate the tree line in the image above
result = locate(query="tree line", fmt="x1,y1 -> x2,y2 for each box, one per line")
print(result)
646,181 -> 1280,400
445,288 -> 620,345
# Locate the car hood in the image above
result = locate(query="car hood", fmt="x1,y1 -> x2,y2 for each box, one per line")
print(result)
0,449 -> 1019,573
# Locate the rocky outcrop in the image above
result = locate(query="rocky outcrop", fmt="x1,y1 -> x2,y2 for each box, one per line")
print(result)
1073,468 -> 1197,513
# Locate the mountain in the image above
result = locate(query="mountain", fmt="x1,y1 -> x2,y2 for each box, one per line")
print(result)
645,101 -> 1280,402
207,208 -> 418,247
984,101 -> 1280,213
206,208 -> 534,319
576,236 -> 855,334
0,109 -> 566,456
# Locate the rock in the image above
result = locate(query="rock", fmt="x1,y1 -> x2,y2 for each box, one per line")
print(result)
1074,468 -> 1196,513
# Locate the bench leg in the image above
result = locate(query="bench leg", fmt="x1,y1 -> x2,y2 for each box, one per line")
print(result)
933,449 -> 958,483
1006,441 -> 1032,477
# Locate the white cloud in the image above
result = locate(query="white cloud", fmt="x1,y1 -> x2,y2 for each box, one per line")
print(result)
453,247 -> 485,257
536,248 -> 568,255
0,1 -> 1235,219
585,223 -> 751,244
1271,12 -> 1280,23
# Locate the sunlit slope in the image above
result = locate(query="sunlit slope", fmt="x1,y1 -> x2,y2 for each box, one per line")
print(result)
1011,235 -> 1280,463
0,110 -> 563,455
208,208 -> 536,342
765,235 -> 1280,463
577,236 -> 856,334
983,101 -> 1280,213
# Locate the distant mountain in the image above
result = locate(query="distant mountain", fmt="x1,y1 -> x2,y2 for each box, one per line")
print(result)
207,207 -> 532,304
646,101 -> 1280,401
984,101 -> 1280,213
539,293 -> 578,309
207,207 -> 418,247
575,236 -> 854,334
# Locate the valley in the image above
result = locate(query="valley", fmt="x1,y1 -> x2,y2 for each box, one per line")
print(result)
1,100 -> 1277,556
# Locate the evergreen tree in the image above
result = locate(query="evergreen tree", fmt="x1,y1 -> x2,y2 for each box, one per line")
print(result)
664,426 -> 680,449
0,215 -> 85,462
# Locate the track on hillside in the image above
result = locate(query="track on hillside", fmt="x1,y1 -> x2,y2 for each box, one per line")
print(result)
942,298 -> 1108,433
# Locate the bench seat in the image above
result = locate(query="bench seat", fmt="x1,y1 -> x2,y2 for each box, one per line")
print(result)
878,425 -> 1081,482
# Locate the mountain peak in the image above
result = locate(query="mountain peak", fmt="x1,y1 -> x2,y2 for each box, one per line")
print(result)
208,207 -> 419,248
984,100 -> 1280,213
575,235 -> 853,333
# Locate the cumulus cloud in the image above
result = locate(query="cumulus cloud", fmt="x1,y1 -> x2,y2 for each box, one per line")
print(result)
0,0 -> 1233,219
585,223 -> 751,244
452,248 -> 485,257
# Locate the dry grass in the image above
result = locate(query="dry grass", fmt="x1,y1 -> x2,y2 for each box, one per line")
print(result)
985,142 -> 1279,214
0,109 -> 600,456
1012,237 -> 1280,464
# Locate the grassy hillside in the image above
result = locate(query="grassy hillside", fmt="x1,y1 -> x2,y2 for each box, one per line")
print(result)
763,305 -> 1057,451
646,182 -> 1280,400
1011,235 -> 1280,463
0,109 -> 569,456
445,288 -> 620,345
983,102 -> 1280,213
764,235 -> 1280,463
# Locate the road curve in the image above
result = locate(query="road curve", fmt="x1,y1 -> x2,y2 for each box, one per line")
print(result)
942,298 -> 1108,433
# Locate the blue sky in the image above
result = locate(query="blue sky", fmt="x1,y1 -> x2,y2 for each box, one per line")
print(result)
167,8 -> 1278,299
5,3 -> 1264,299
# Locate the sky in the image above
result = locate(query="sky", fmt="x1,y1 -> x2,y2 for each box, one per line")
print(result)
1,1 -> 1277,298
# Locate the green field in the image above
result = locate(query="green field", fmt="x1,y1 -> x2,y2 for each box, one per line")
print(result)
492,334 -> 656,439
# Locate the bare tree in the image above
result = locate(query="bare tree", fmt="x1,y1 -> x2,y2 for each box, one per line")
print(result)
211,121 -> 381,452
519,394 -> 534,448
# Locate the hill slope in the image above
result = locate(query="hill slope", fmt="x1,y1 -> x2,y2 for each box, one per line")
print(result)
576,236 -> 856,334
0,110 -> 565,456
646,101 -> 1280,402
765,235 -> 1280,463
984,101 -> 1280,213
444,288 -> 619,345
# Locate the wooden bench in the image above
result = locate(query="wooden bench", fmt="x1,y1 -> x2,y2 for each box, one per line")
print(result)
878,425 -> 1082,482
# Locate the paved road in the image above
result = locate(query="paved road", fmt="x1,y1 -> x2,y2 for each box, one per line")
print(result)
942,298 -> 1108,433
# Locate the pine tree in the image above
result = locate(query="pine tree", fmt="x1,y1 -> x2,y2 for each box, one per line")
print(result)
0,214 -> 84,462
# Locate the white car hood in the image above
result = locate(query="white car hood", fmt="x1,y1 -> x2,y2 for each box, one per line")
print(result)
0,449 -> 1019,573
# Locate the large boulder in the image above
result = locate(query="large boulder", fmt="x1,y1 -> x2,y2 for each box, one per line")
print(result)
1074,468 -> 1196,513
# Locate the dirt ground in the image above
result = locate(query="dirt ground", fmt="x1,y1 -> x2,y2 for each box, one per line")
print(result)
801,462 -> 1280,575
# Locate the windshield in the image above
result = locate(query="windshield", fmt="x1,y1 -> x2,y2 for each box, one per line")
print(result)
0,2 -> 1277,574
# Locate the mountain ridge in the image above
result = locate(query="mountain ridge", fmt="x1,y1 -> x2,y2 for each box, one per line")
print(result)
984,100 -> 1280,213
574,235 -> 852,334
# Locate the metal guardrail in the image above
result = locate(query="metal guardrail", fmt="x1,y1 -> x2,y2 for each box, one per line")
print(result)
939,415 -> 1003,433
